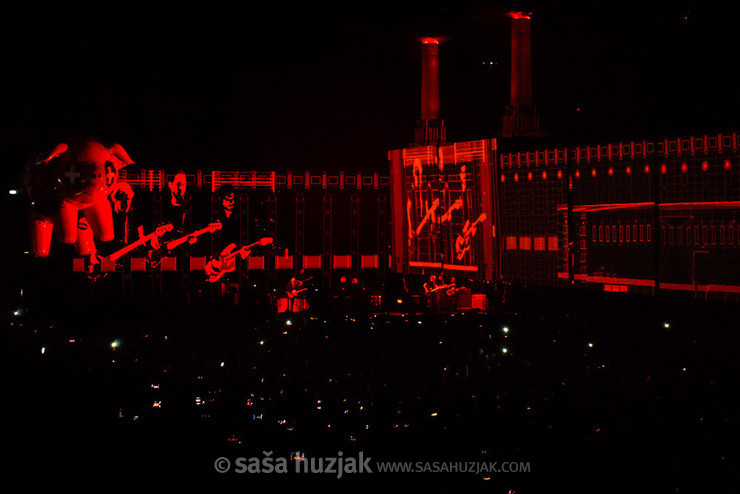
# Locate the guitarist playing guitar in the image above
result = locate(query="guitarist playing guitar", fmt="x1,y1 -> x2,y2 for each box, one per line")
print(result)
285,276 -> 307,312
84,223 -> 174,279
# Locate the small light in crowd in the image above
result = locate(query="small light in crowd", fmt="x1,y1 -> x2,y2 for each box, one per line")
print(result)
9,190 -> 18,195
502,326 -> 509,333
286,320 -> 292,326
502,347 -> 508,354
111,340 -> 120,349
664,322 -> 671,329
220,362 -> 225,367
396,299 -> 403,304
41,347 -> 45,354
259,340 -> 265,346
588,342 -> 593,348
430,412 -> 438,417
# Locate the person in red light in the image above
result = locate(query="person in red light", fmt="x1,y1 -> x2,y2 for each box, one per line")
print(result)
423,274 -> 438,310
217,184 -> 236,219
285,276 -> 306,312
168,171 -> 188,207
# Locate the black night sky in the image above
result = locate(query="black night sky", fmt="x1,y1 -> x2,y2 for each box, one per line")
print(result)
2,0 -> 739,179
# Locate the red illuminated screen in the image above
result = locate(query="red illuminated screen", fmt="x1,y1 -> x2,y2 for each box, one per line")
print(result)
402,142 -> 488,274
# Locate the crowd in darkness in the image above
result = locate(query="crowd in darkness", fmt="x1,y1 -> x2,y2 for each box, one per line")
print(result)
3,282 -> 737,491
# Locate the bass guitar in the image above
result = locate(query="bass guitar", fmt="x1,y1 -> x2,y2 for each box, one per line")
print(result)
455,213 -> 487,260
205,237 -> 273,283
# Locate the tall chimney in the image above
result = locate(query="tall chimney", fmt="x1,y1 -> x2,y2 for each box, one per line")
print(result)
510,13 -> 532,107
502,12 -> 545,139
421,37 -> 440,120
415,37 -> 446,146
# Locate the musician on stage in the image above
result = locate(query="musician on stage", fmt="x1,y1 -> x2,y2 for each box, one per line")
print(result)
423,275 -> 439,311
285,276 -> 305,312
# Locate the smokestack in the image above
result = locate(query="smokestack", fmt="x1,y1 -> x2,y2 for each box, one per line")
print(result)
502,12 -> 545,140
415,37 -> 446,146
510,12 -> 532,107
420,37 -> 440,120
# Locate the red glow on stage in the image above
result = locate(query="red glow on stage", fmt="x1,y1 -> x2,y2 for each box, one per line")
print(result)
508,11 -> 531,20
724,159 -> 732,170
681,162 -> 688,173
702,161 -> 709,171
421,37 -> 440,45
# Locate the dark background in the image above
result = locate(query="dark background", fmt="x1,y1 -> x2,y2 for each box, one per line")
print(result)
1,0 -> 739,183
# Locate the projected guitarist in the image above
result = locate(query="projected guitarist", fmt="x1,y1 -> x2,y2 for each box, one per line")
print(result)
84,223 -> 174,279
204,237 -> 273,283
455,213 -> 487,261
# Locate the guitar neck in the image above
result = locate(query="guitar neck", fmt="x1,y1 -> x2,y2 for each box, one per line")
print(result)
109,236 -> 149,261
167,226 -> 208,250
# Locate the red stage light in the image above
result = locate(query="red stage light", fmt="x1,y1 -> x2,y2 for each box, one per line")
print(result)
508,11 -> 532,20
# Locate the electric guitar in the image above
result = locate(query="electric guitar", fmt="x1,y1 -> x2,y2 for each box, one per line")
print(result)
286,287 -> 308,298
426,283 -> 456,295
147,221 -> 222,268
205,237 -> 273,283
455,213 -> 487,260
